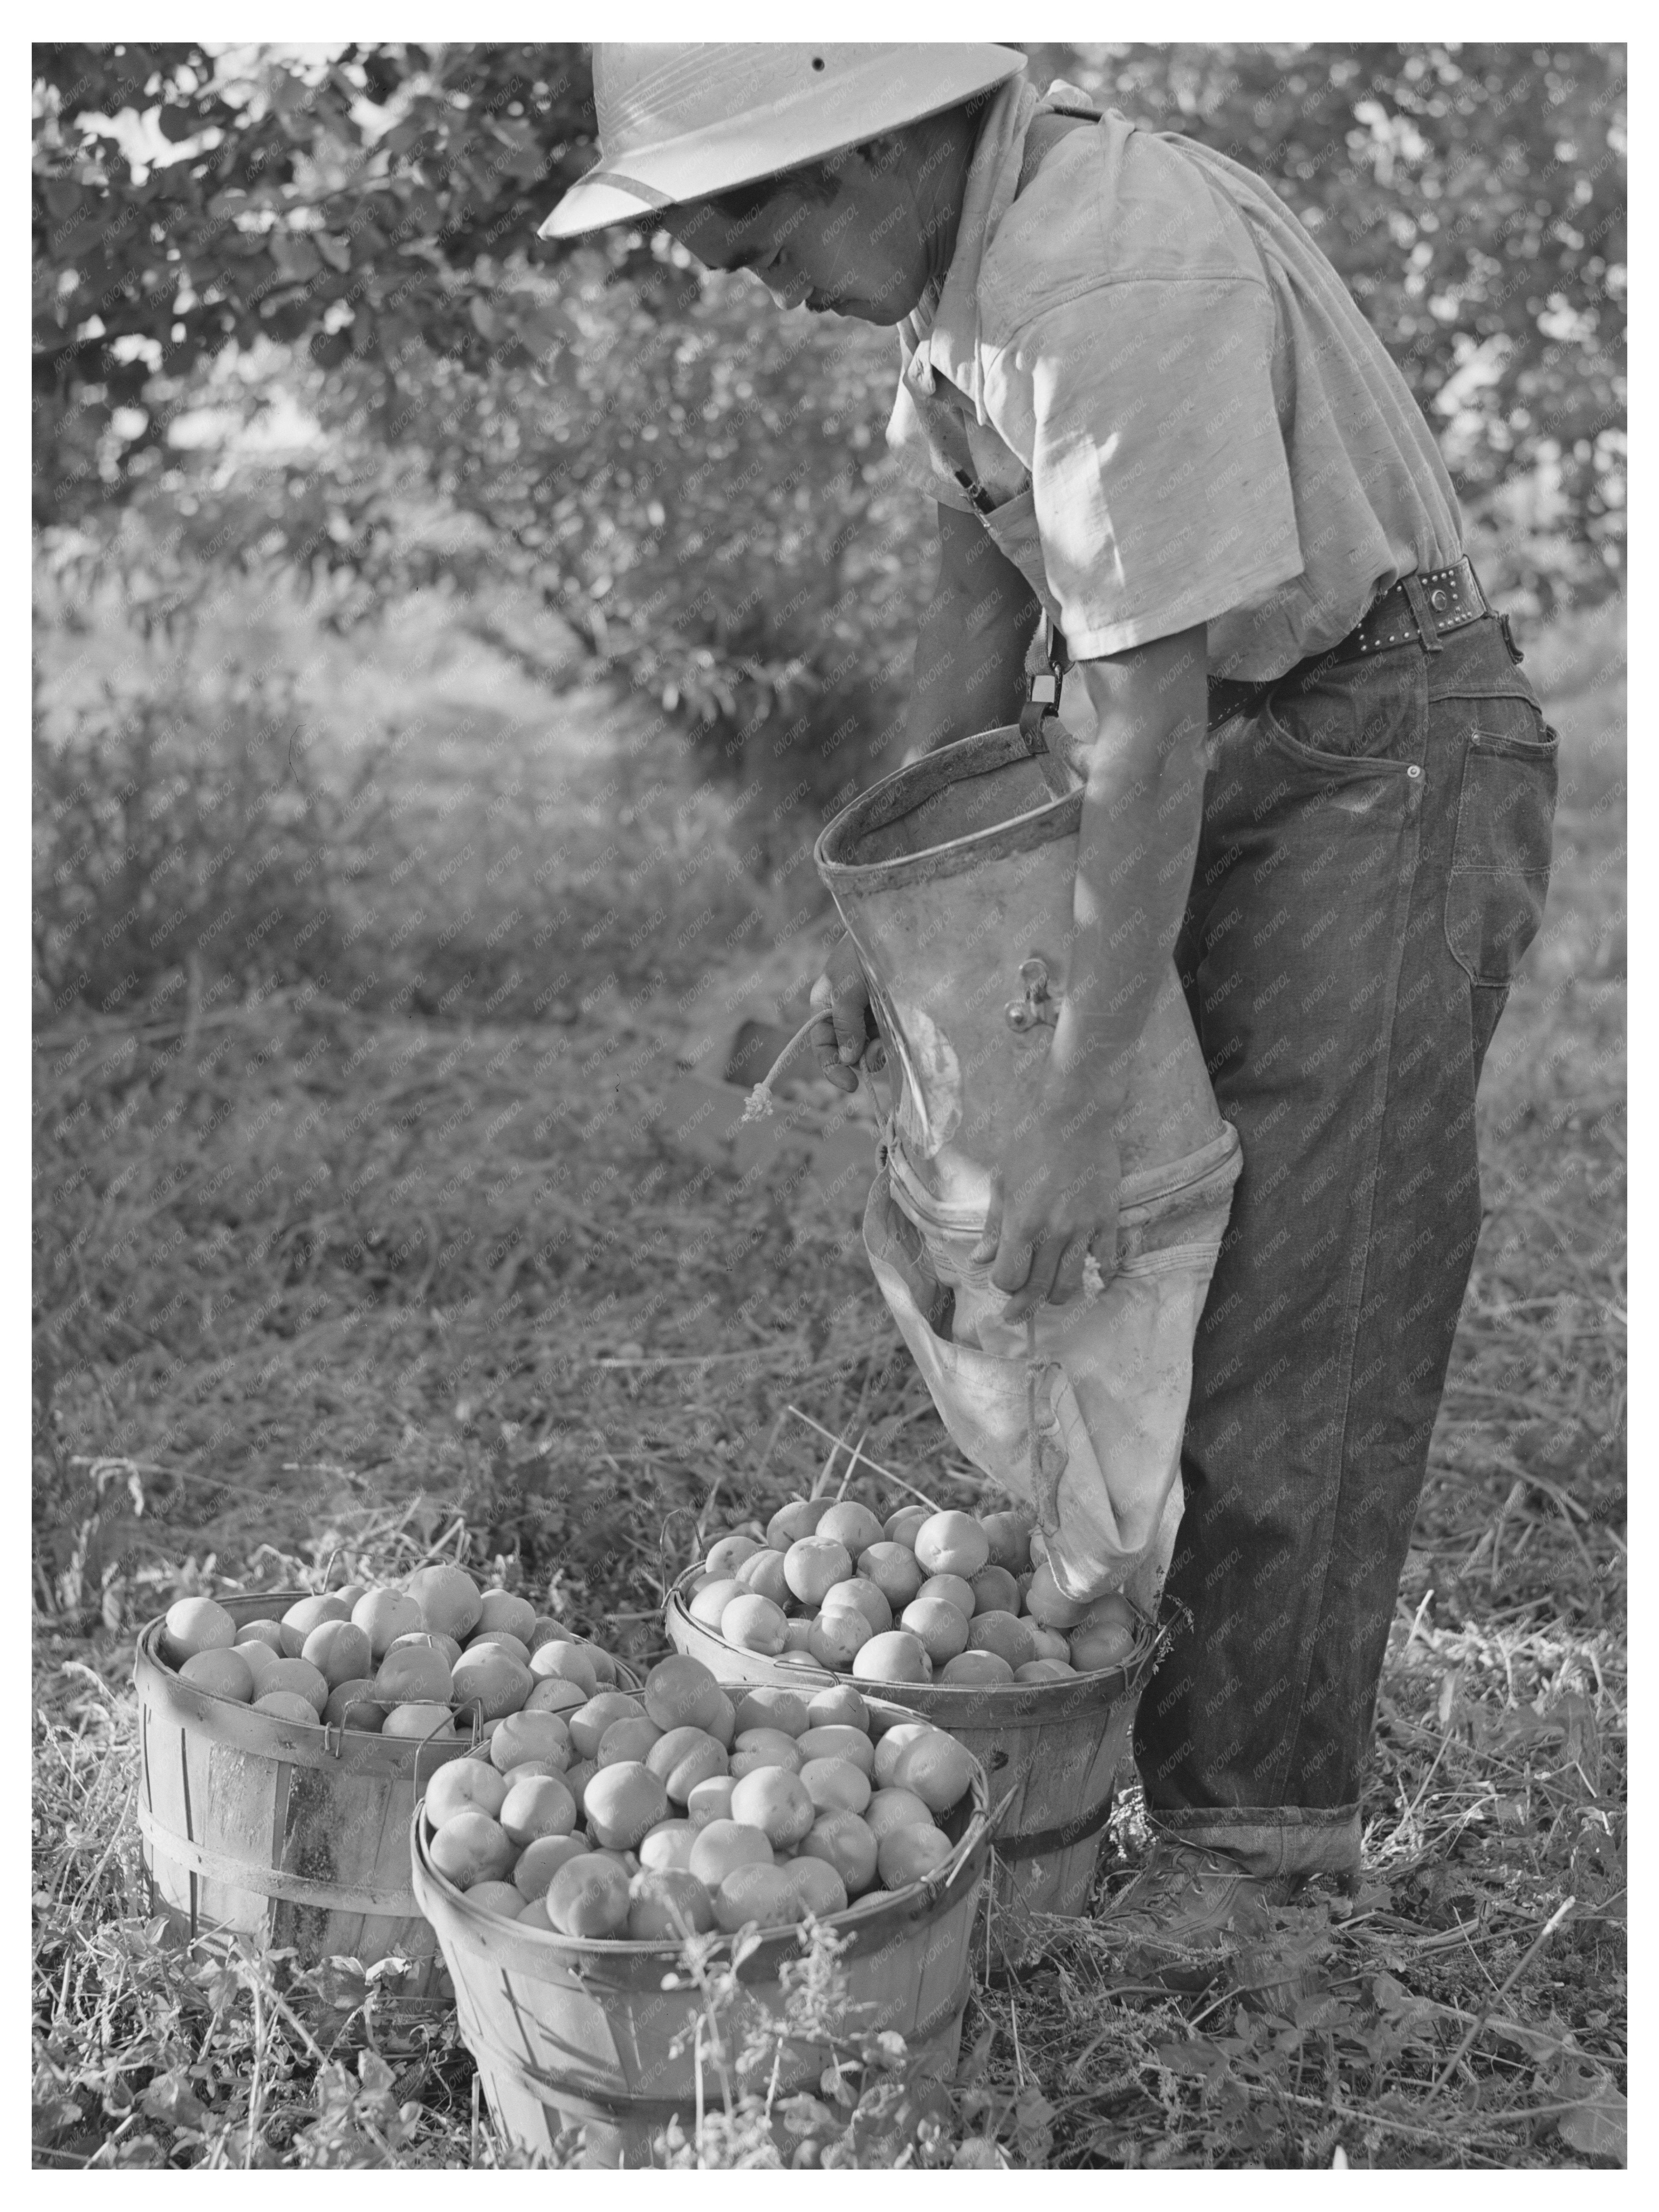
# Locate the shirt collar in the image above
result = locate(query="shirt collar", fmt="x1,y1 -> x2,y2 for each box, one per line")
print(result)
900,75 -> 1096,421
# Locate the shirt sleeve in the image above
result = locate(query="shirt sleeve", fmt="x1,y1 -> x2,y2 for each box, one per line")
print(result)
982,276 -> 1306,658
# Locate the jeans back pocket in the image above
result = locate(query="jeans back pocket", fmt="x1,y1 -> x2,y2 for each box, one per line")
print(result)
1444,702 -> 1559,987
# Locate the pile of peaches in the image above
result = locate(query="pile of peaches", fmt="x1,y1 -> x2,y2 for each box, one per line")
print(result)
681,1497 -> 1141,1685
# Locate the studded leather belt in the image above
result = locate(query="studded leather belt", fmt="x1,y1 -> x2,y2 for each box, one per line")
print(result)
1206,556 -> 1501,730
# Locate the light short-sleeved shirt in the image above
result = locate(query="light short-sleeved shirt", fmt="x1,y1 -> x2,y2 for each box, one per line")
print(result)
887,76 -> 1464,681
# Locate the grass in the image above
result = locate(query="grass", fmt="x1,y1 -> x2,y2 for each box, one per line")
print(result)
32,589 -> 1625,2167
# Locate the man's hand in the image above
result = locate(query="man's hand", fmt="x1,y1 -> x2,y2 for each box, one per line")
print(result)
973,1108 -> 1121,1322
809,936 -> 879,1091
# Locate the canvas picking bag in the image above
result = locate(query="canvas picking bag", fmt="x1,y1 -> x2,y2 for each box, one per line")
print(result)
815,721 -> 1242,1607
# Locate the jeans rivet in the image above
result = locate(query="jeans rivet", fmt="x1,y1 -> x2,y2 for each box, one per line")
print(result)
1407,765 -> 1423,779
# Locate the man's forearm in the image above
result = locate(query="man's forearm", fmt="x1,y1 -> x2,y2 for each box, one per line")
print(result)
1040,628 -> 1208,1121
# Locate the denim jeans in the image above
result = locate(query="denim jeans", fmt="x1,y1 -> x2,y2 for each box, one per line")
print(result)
1133,612 -> 1558,1882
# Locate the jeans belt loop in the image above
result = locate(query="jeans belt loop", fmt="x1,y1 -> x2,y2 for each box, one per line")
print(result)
1400,573 -> 1445,653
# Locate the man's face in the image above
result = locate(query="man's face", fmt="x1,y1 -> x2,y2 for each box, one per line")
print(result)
662,150 -> 933,325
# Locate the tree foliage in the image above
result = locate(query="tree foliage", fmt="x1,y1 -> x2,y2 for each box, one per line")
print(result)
34,41 -> 1626,814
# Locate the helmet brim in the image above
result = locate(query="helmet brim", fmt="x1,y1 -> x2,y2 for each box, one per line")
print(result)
538,44 -> 1025,239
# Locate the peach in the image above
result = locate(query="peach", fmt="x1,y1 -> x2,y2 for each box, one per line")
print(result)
464,1879 -> 525,1919
883,1504 -> 931,1548
527,1616 -> 575,1653
732,1687 -> 811,1739
642,1654 -> 726,1735
893,1733 -> 976,1814
704,1688 -> 737,1749
939,1650 -> 1015,1689
980,1509 -> 1035,1574
499,1774 -> 578,1847
715,1863 -> 801,1933
970,1566 -> 1021,1617
877,1826 -> 953,1889
851,1630 -> 931,1685
1023,1561 -> 1086,1630
796,1724 -> 875,1776
900,1598 -> 970,1665
427,1759 -> 510,1825
429,1808 -> 515,1888
583,1761 -> 668,1851
451,1645 -> 533,1723
529,1642 -> 599,1695
546,1853 -> 631,1937
637,1820 -> 701,1873
734,1548 -> 790,1607
407,1563 -> 483,1642
468,1630 -> 531,1665
627,1868 -> 716,1940
686,1775 -> 737,1828
1015,1659 -> 1076,1683
688,1819 -> 773,1890
814,1501 -> 884,1558
800,1758 -> 872,1817
302,1619 -> 373,1689
704,1533 -> 763,1579
872,1724 -> 937,1791
720,1593 -> 788,1656
524,1677 -> 587,1719
806,1686 -> 869,1732
1029,1625 -> 1073,1663
913,1511 -> 989,1579
730,1767 -> 816,1849
688,1577 -> 744,1630
821,1577 -> 891,1635
563,1757 -> 597,1811
516,1897 -> 554,1930
597,1716 -> 664,1768
730,1727 -> 803,1776
382,1702 -> 458,1741
352,1588 -> 422,1658
515,1832 -> 587,1898
579,1642 -> 619,1688
568,1692 -> 646,1760
783,1537 -> 853,1606
278,1594 -> 349,1658
261,1657 -> 329,1714
785,1856 -> 849,1921
857,1543 -> 926,1610
798,1810 -> 878,1896
645,1726 -> 727,1804
477,1589 -> 537,1643
1068,1616 -> 1137,1673
322,1677 -> 388,1730
782,1620 -> 816,1652
765,1498 -> 830,1549
502,1759 -> 561,1785
253,1690 -> 320,1724
967,1611 -> 1035,1669
865,1788 -> 934,1842
916,1573 -> 976,1622
388,1629 -> 463,1667
235,1618 -> 285,1654
375,1645 -> 453,1705
179,1648 -> 254,1703
807,1610 -> 870,1670
489,1710 -> 571,1773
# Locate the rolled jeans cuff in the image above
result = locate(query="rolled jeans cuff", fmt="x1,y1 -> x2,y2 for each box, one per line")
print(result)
1149,1803 -> 1362,1885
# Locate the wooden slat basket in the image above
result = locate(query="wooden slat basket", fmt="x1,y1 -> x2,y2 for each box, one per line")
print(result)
665,1569 -> 1158,1961
133,1590 -> 477,2002
410,1699 -> 993,2168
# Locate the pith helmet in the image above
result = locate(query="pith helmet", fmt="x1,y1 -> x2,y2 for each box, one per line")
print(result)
539,43 -> 1025,239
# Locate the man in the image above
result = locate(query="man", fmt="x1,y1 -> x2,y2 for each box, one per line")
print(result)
542,45 -> 1557,1973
